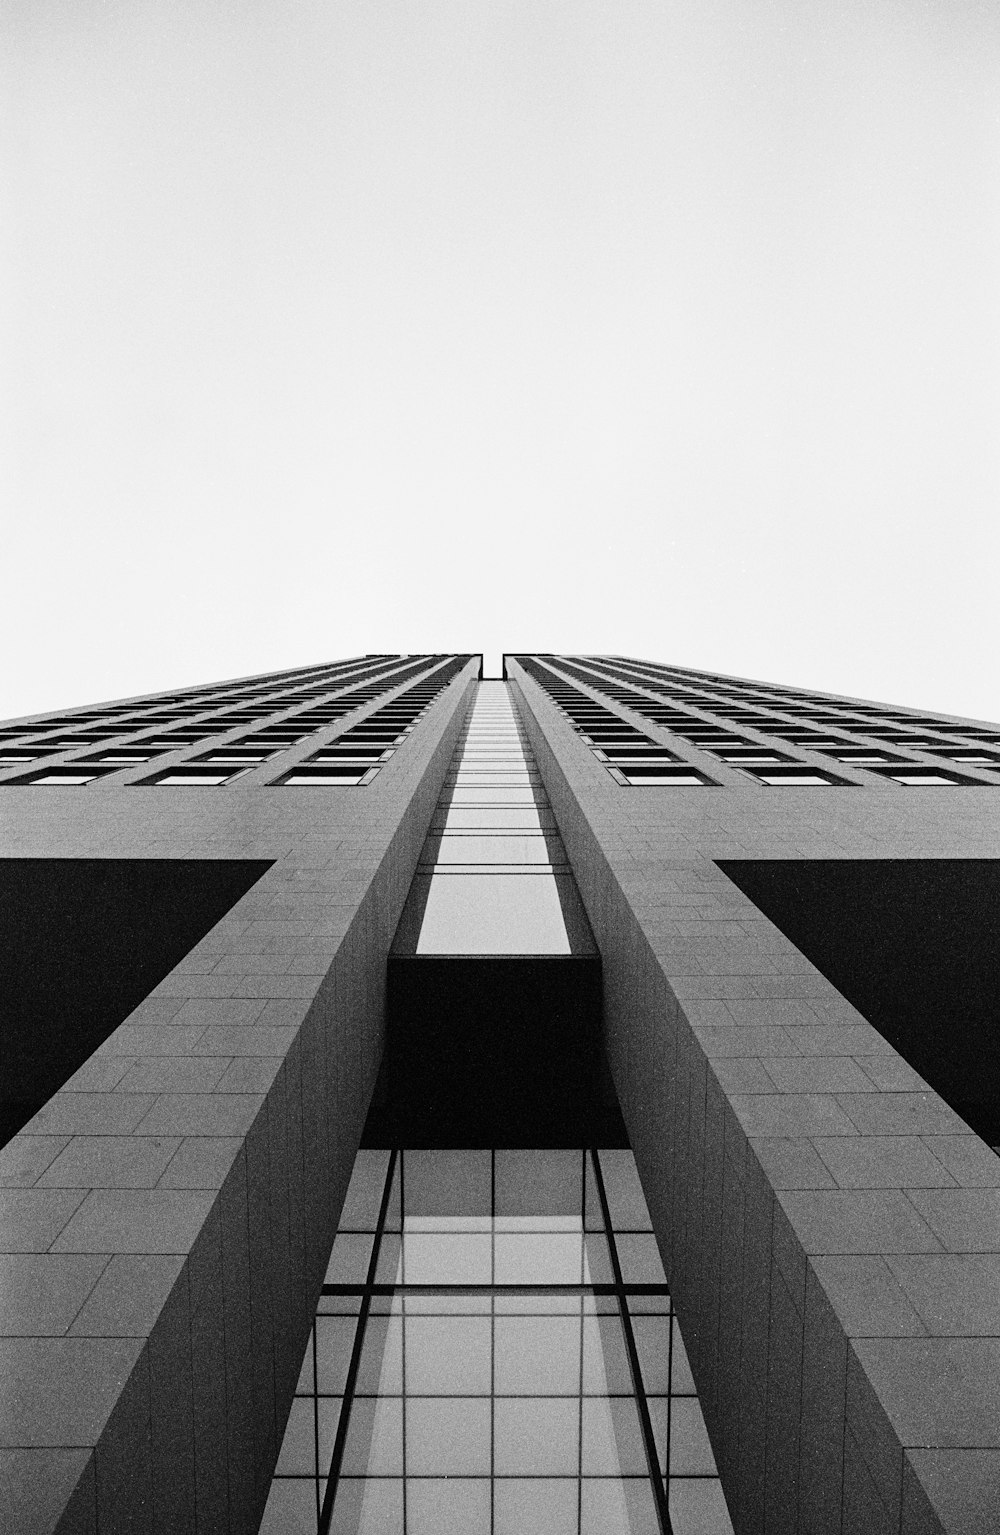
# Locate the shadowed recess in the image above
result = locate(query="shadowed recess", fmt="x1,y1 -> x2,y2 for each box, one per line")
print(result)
0,857 -> 272,1146
718,858 -> 1000,1143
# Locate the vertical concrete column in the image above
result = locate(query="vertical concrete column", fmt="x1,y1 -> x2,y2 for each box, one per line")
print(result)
512,659 -> 1000,1535
0,667 -> 477,1535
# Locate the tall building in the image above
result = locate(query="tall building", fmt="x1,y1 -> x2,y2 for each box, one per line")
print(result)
2,653 -> 999,1535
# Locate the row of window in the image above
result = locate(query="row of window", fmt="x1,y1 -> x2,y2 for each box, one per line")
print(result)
587,657 -> 993,749
516,661 -> 719,787
548,659 -> 998,784
0,655 -> 415,750
0,656 -> 383,736
518,661 -> 983,787
2,659 -> 470,788
0,659 -> 453,773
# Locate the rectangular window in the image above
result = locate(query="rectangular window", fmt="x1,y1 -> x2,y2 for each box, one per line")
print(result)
141,765 -> 252,786
610,766 -> 715,787
829,750 -> 906,764
748,768 -> 847,786
865,768 -> 971,786
193,751 -> 272,764
932,751 -> 1000,766
8,767 -> 118,786
714,751 -> 791,764
276,767 -> 374,787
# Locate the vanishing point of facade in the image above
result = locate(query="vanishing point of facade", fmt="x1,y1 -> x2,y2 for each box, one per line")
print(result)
2,653 -> 1000,1534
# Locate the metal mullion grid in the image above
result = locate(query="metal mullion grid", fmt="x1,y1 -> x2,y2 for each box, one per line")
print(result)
318,1265 -> 674,1530
317,1149 -> 399,1535
490,1150 -> 496,1535
590,1149 -> 674,1535
311,1314 -> 321,1525
324,1284 -> 674,1300
400,1153 -> 408,1535
665,1287 -> 675,1507
576,1148 -> 586,1535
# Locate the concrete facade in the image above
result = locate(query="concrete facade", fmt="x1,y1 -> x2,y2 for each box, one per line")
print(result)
5,649 -> 1000,1534
0,657 -> 478,1534
509,655 -> 1000,1535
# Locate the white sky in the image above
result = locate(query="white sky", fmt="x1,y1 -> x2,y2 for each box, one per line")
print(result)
3,1 -> 998,721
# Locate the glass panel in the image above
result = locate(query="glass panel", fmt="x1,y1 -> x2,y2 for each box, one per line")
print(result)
494,1314 -> 581,1394
431,834 -> 555,864
441,807 -> 544,829
407,1478 -> 490,1535
415,875 -> 571,954
494,1479 -> 577,1535
325,1234 -> 375,1285
264,1145 -> 736,1532
448,786 -> 539,803
581,1478 -> 659,1535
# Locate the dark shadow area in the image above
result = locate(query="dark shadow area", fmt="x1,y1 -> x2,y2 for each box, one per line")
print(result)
718,858 -> 1000,1143
0,858 -> 272,1146
364,954 -> 627,1147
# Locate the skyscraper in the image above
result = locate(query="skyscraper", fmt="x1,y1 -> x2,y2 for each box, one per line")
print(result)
2,654 -> 999,1534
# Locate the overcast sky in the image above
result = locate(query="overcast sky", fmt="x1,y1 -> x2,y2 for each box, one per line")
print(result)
3,0 -> 998,721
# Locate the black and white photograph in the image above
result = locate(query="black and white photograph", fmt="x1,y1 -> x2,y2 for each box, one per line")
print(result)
2,4 -> 999,1532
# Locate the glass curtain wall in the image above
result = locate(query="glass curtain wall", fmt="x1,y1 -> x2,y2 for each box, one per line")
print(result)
261,1148 -> 733,1535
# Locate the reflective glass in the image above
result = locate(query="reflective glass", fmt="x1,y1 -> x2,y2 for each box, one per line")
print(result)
262,1146 -> 735,1533
441,807 -> 544,829
415,874 -> 570,954
449,786 -> 538,802
431,835 -> 553,865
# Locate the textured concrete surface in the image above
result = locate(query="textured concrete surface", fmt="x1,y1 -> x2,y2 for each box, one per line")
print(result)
511,656 -> 1000,1535
0,659 -> 477,1534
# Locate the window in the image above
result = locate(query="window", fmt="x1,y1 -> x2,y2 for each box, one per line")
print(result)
310,749 -> 390,763
594,750 -> 679,764
142,765 -> 252,786
714,751 -> 791,765
867,768 -> 970,787
748,768 -> 847,787
276,767 -> 373,787
193,751 -> 272,765
9,767 -> 118,786
769,735 -> 848,749
829,750 -> 906,764
84,750 -> 157,764
29,735 -> 109,748
611,767 -> 716,787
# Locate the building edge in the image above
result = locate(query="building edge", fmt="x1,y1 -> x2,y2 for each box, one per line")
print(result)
1,664 -> 478,1535
509,656 -> 1000,1535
